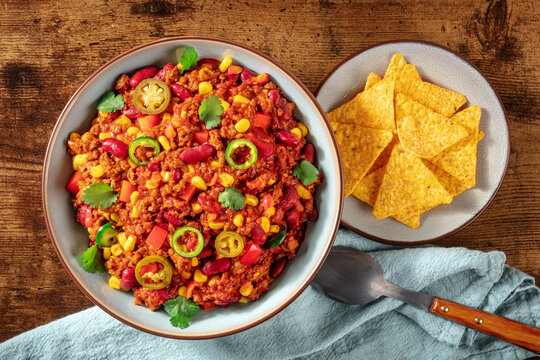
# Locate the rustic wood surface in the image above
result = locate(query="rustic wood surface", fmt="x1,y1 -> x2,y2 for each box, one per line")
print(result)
0,0 -> 538,347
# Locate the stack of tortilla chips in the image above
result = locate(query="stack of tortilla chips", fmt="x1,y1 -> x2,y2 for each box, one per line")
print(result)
327,54 -> 483,228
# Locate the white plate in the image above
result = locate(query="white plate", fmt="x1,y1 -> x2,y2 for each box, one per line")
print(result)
316,40 -> 509,244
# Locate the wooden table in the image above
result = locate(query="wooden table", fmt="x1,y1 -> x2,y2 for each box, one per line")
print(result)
1,0 -> 538,345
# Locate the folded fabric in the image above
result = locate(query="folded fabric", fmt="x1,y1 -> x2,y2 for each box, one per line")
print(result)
2,228 -> 538,359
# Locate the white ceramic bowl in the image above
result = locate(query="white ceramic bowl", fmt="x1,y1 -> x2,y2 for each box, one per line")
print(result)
316,40 -> 508,244
42,37 -> 343,338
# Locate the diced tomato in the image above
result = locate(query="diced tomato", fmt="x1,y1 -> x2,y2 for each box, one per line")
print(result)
119,180 -> 137,203
137,114 -> 160,130
227,65 -> 242,75
66,171 -> 84,195
186,281 -> 196,299
139,262 -> 159,276
193,131 -> 209,144
179,183 -> 197,202
239,242 -> 262,266
146,225 -> 168,249
253,113 -> 272,128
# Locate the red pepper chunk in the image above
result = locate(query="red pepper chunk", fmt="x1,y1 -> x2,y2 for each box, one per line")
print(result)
239,242 -> 262,266
193,131 -> 209,144
253,113 -> 272,128
179,183 -> 197,202
66,171 -> 84,195
119,180 -> 137,203
146,225 -> 168,249
137,114 -> 160,130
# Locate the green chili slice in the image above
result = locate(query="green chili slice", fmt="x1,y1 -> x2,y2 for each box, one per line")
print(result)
225,139 -> 258,170
128,137 -> 161,166
95,223 -> 119,247
134,255 -> 173,290
266,227 -> 286,249
171,227 -> 204,258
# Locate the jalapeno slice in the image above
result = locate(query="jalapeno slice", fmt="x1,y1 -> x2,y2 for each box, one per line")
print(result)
225,139 -> 258,170
171,227 -> 204,258
128,137 -> 161,166
95,223 -> 118,247
266,227 -> 286,249
134,255 -> 173,290
215,231 -> 245,258
133,78 -> 171,114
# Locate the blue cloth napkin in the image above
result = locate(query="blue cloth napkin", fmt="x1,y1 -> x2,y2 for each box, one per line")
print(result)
2,229 -> 539,359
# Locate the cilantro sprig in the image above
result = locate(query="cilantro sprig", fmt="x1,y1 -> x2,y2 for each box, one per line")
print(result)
81,183 -> 118,209
81,244 -> 106,273
292,160 -> 319,186
178,46 -> 198,74
218,186 -> 246,211
97,91 -> 124,113
164,296 -> 200,329
198,95 -> 224,129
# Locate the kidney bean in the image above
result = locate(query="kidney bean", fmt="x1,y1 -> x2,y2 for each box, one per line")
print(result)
303,143 -> 316,163
268,90 -> 280,104
179,144 -> 215,164
78,205 -> 93,228
101,138 -> 129,159
122,107 -> 142,119
246,135 -> 274,158
156,288 -> 175,302
172,168 -> 182,182
129,66 -> 159,89
120,267 -> 137,290
88,240 -> 96,247
214,295 -> 240,307
202,231 -> 210,248
154,63 -> 175,81
275,130 -> 300,147
170,83 -> 193,101
197,193 -> 222,214
307,208 -> 319,222
163,211 -> 183,227
286,209 -> 299,229
240,68 -> 254,83
278,105 -> 292,123
109,110 -> 121,119
270,258 -> 287,278
198,248 -> 213,259
279,186 -> 299,211
197,58 -> 221,67
250,223 -> 267,245
262,193 -> 273,209
201,258 -> 230,276
147,161 -> 160,172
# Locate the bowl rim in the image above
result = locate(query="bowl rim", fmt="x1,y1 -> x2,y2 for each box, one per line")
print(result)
315,39 -> 509,245
42,36 -> 344,339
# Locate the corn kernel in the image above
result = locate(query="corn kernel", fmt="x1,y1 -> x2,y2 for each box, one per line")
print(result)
221,99 -> 230,111
194,269 -> 208,283
233,214 -> 244,227
219,173 -> 235,187
181,271 -> 192,280
235,118 -> 250,133
123,235 -> 136,252
211,161 -> 223,169
245,194 -> 259,207
89,165 -> 105,178
115,115 -> 132,125
99,132 -> 113,140
109,276 -> 122,290
111,244 -> 123,257
172,118 -> 181,128
161,112 -> 171,122
233,95 -> 250,104
178,286 -> 187,297
191,257 -> 199,267
269,225 -> 280,233
190,176 -> 207,190
297,122 -> 309,136
176,63 -> 183,71
208,275 -> 220,287
130,191 -> 139,205
191,202 -> 202,213
145,179 -> 159,190
238,296 -> 249,303
239,283 -> 253,297
187,165 -> 195,173
103,247 -> 112,260
219,56 -> 233,72
117,232 -> 127,247
259,217 -> 270,232
110,212 -> 120,222
126,126 -> 139,136
209,221 -> 225,230
72,154 -> 89,170
296,185 -> 312,200
69,132 -> 80,141
180,110 -> 187,119
267,178 -> 276,186
81,132 -> 92,141
158,136 -> 171,151
290,127 -> 302,139
131,206 -> 140,219
161,171 -> 171,183
266,206 -> 276,217
199,81 -> 213,95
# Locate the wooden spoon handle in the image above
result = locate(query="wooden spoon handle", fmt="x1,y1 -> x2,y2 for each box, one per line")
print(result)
430,297 -> 540,354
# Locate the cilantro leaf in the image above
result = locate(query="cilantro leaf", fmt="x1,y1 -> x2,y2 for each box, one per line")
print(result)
81,244 -> 106,273
218,186 -> 246,211
198,95 -> 224,129
164,296 -> 200,329
178,46 -> 198,74
292,160 -> 319,186
81,183 -> 118,209
97,91 -> 125,113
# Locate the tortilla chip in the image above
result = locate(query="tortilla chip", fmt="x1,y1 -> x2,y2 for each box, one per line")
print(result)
366,135 -> 398,175
393,213 -> 421,229
334,123 -> 393,196
365,72 -> 382,91
450,106 -> 481,134
478,130 -> 484,141
404,80 -> 467,117
423,160 -> 467,197
384,54 -> 421,92
396,94 -> 468,158
327,80 -> 396,133
373,145 -> 452,219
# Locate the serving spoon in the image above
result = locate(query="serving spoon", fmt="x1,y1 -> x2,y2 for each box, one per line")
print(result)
312,246 -> 540,354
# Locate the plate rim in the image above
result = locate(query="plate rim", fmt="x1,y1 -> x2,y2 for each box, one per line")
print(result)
315,39 -> 510,245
